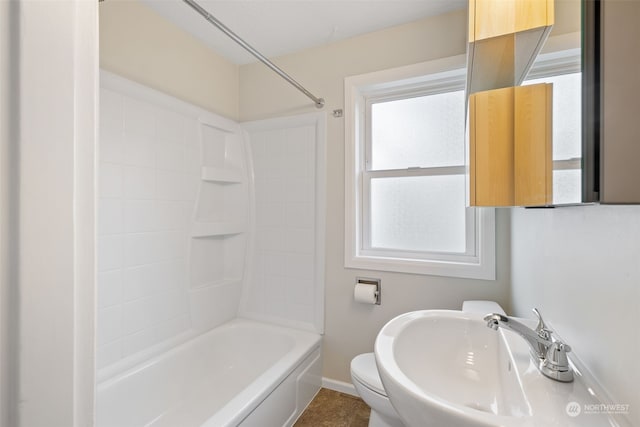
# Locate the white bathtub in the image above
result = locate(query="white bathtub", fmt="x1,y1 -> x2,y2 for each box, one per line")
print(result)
96,319 -> 322,427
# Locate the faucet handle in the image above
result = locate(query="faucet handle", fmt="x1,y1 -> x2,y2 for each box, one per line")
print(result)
542,341 -> 574,382
532,308 -> 551,340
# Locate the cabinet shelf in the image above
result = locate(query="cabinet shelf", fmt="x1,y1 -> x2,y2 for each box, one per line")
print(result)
191,222 -> 245,238
201,166 -> 244,184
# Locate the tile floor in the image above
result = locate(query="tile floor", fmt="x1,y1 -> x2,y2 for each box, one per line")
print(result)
294,388 -> 371,427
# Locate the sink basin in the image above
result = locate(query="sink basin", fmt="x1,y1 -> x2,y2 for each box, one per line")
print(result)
374,310 -> 628,427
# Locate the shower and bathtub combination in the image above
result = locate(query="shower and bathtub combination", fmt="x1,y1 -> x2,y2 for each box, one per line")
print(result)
96,71 -> 326,426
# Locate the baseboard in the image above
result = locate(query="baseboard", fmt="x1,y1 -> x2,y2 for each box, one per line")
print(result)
321,377 -> 358,397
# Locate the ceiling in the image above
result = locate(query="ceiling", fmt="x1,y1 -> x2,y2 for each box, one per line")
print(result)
142,0 -> 467,65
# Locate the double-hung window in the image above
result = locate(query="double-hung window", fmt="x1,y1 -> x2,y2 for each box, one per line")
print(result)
345,57 -> 496,279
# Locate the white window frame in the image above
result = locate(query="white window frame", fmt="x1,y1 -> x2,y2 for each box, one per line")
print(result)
344,55 -> 496,280
523,47 -> 582,176
362,91 -> 475,261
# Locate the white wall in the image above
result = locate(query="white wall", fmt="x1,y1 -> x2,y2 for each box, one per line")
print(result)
511,206 -> 640,426
239,10 -> 512,383
7,1 -> 98,426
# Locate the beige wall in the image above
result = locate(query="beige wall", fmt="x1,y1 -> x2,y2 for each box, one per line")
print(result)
99,0 -> 239,120
240,10 -> 511,383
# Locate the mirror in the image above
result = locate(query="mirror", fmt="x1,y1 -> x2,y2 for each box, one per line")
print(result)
523,0 -> 582,206
466,0 -> 583,207
583,0 -> 640,204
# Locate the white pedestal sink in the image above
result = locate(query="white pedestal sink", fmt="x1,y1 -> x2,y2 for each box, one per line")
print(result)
374,310 -> 629,427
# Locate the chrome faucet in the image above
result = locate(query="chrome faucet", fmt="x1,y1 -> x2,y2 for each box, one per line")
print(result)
484,308 -> 574,382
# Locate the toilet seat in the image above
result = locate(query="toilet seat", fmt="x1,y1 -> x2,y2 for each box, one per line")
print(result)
351,353 -> 387,396
351,353 -> 404,427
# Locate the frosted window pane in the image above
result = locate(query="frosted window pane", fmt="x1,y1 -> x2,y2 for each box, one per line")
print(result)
370,91 -> 465,170
553,169 -> 582,205
526,72 -> 582,204
524,73 -> 582,160
370,175 -> 466,253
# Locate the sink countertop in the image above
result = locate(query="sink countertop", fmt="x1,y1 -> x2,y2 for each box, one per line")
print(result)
500,321 -> 631,427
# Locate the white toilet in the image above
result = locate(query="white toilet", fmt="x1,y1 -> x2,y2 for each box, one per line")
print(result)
350,300 -> 506,427
351,352 -> 404,427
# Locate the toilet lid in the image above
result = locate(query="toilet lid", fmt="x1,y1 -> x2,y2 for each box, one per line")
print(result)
351,353 -> 387,396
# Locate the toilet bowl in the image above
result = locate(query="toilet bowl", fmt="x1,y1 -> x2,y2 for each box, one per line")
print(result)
350,353 -> 404,427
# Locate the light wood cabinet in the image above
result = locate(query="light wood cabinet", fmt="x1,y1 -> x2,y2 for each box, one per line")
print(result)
466,0 -> 554,207
469,0 -> 554,42
469,87 -> 514,206
467,0 -> 640,206
469,83 -> 552,207
514,83 -> 553,206
467,0 -> 554,94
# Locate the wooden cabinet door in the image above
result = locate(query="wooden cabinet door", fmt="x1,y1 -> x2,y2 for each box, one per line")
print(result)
469,83 -> 552,206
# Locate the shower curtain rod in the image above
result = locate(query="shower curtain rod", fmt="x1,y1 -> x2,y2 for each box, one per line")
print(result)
182,0 -> 325,109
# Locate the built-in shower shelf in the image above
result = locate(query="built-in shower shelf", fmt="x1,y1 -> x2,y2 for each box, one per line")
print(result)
201,166 -> 244,184
191,221 -> 245,238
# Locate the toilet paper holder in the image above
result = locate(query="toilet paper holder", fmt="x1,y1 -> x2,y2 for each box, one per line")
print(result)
356,277 -> 381,305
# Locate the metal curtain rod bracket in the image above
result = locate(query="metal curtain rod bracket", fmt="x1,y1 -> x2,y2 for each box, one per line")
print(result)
182,0 -> 325,109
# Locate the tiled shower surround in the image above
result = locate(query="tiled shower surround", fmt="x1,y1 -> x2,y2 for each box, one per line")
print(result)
98,87 -> 201,369
244,125 -> 319,327
97,73 -> 324,377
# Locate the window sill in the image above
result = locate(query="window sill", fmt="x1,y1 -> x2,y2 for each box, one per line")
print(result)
345,253 -> 495,280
